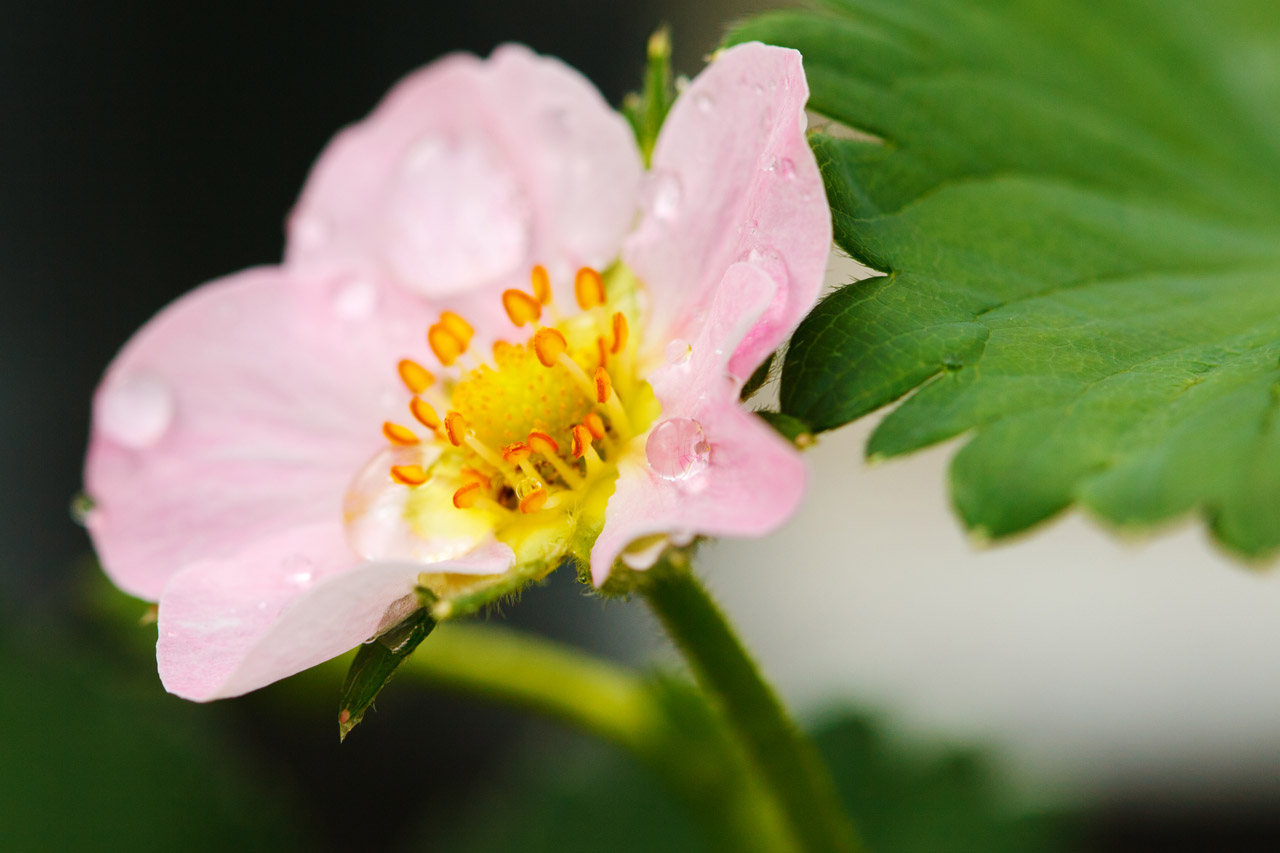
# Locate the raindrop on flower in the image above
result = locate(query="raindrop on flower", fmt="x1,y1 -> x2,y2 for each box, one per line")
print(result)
777,157 -> 796,177
645,171 -> 683,223
664,338 -> 692,365
331,277 -> 378,320
646,418 -> 711,481
98,373 -> 175,449
694,92 -> 714,114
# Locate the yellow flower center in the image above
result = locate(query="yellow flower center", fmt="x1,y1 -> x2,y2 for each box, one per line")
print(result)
377,264 -> 659,575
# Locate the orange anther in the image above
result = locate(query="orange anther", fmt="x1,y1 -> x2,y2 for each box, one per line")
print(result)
528,431 -> 559,456
409,398 -> 441,431
520,488 -> 549,514
611,312 -> 629,354
574,267 -> 605,310
597,335 -> 608,366
440,311 -> 474,344
583,412 -> 606,440
594,366 -> 612,403
502,289 -> 542,327
570,423 -> 592,458
444,411 -> 468,446
428,323 -> 466,366
390,465 -> 428,486
533,327 -> 568,367
460,466 -> 492,489
502,441 -> 532,464
397,359 -> 434,394
452,482 -> 482,509
530,264 -> 552,304
382,421 -> 419,446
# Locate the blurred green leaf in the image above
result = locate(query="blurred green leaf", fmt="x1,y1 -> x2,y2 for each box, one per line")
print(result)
732,1 -> 1280,556
0,618 -> 304,852
424,709 -> 1075,853
338,608 -> 435,741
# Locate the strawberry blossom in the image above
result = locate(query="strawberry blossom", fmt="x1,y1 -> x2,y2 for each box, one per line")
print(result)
83,42 -> 830,700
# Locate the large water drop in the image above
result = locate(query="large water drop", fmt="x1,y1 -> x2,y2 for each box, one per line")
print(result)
98,373 -> 174,449
646,418 -> 711,481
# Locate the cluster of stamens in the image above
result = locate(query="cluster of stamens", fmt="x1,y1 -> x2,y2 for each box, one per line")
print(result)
379,264 -> 635,518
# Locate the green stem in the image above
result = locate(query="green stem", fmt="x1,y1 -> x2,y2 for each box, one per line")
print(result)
404,623 -> 794,853
640,552 -> 865,853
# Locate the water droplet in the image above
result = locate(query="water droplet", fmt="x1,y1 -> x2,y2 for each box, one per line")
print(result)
694,92 -> 714,114
331,277 -> 377,320
292,215 -> 328,249
69,492 -> 96,527
282,554 -> 314,586
402,134 -> 446,173
98,373 -> 175,449
664,339 -> 691,365
753,83 -> 765,95
645,172 -> 682,224
777,157 -> 795,177
646,418 -> 711,481
363,636 -> 377,645
762,156 -> 778,172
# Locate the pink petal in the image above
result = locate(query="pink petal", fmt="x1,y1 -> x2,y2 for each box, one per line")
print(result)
158,531 -> 514,701
591,261 -> 806,584
287,44 -> 642,302
84,267 -> 431,600
624,42 -> 830,381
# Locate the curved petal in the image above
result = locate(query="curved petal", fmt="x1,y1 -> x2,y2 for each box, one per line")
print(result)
158,531 -> 514,701
84,267 -> 432,600
287,44 -> 642,302
592,261 -> 805,584
624,42 -> 830,379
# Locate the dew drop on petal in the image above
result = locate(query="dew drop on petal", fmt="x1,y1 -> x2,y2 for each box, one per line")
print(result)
664,339 -> 692,365
644,171 -> 683,223
331,277 -> 378,320
777,157 -> 796,178
646,418 -> 711,481
98,373 -> 175,449
292,215 -> 329,249
694,92 -> 714,114
762,156 -> 778,172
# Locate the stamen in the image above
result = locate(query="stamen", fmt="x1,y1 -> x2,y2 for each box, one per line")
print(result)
383,421 -> 420,446
397,359 -> 435,394
574,267 -> 605,310
530,430 -> 582,486
440,311 -> 474,345
597,336 -> 609,367
533,327 -> 568,367
459,466 -> 492,489
527,431 -> 559,456
570,424 -> 592,458
409,398 -> 441,431
520,488 -> 549,514
531,264 -> 552,304
452,482 -> 483,509
502,442 -> 532,464
583,412 -> 606,440
390,465 -> 428,486
428,323 -> 466,366
444,411 -> 468,447
593,366 -> 612,404
610,312 -> 629,354
502,289 -> 542,327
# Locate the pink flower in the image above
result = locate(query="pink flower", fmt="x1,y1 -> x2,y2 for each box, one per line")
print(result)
83,42 -> 830,700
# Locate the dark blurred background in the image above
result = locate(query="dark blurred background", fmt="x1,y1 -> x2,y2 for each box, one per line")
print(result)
4,2 -> 1280,851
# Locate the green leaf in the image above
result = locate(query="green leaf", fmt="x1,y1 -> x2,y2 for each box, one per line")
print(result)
731,1 -> 1280,556
756,410 -> 816,448
338,607 -> 435,740
623,26 -> 676,166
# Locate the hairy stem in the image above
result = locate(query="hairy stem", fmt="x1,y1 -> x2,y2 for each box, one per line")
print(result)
640,552 -> 864,853
404,622 -> 794,852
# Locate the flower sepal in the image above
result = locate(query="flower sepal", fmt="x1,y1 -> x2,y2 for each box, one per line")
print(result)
338,601 -> 436,741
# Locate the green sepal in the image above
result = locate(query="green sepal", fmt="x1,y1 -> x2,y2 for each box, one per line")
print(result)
622,26 -> 675,167
756,410 -> 816,448
338,604 -> 436,741
740,352 -> 776,402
